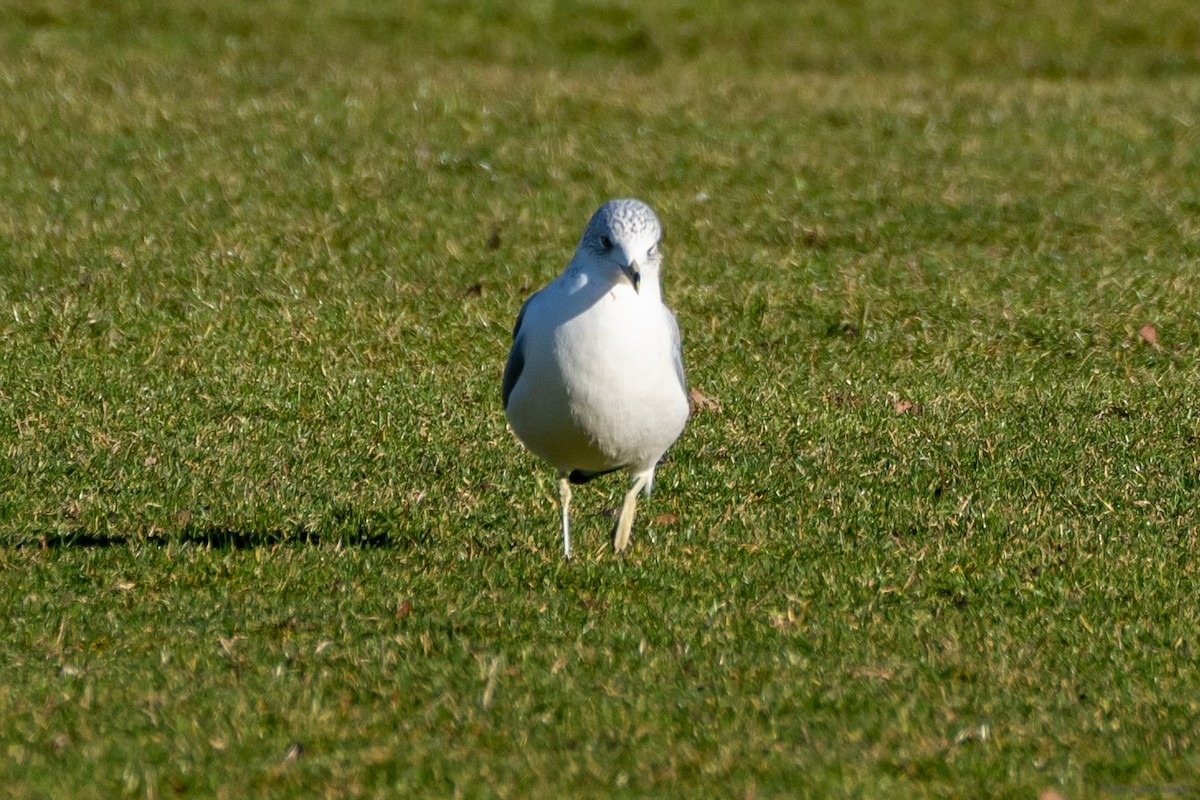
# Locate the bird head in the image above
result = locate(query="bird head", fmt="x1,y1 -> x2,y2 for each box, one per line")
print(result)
577,198 -> 663,294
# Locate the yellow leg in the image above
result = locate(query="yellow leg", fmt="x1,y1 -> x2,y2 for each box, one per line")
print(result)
612,474 -> 649,553
557,473 -> 572,559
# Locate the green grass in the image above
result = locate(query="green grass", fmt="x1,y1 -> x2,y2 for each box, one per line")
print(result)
2,0 -> 1200,797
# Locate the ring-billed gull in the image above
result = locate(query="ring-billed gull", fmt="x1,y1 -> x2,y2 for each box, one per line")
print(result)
502,198 -> 689,558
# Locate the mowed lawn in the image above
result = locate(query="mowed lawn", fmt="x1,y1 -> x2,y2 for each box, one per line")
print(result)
2,1 -> 1200,797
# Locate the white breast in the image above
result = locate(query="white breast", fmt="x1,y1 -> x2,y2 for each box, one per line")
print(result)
506,278 -> 688,475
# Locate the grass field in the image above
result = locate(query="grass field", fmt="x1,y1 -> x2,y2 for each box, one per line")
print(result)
2,1 -> 1200,797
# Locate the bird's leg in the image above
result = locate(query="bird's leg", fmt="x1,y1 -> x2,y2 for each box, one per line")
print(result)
557,472 -> 572,559
612,474 -> 649,553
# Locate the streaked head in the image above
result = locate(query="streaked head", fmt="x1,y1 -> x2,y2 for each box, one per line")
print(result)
577,198 -> 663,293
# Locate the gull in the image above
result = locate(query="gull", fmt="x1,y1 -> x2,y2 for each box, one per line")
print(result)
502,198 -> 689,558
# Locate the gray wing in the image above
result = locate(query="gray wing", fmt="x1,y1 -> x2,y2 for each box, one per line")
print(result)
501,293 -> 537,410
667,308 -> 687,393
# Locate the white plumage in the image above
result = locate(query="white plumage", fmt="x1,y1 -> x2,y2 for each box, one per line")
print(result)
502,199 -> 689,558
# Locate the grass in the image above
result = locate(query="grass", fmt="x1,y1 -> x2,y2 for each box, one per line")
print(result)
2,0 -> 1200,796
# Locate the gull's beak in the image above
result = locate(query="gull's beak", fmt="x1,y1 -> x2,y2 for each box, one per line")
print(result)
621,259 -> 641,293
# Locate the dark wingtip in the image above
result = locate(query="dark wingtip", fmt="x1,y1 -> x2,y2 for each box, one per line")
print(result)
568,467 -> 621,485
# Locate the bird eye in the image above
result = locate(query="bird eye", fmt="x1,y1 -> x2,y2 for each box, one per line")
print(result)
599,235 -> 613,249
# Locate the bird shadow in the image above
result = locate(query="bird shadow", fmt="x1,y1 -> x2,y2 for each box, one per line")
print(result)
21,523 -> 403,550
29,533 -> 130,549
